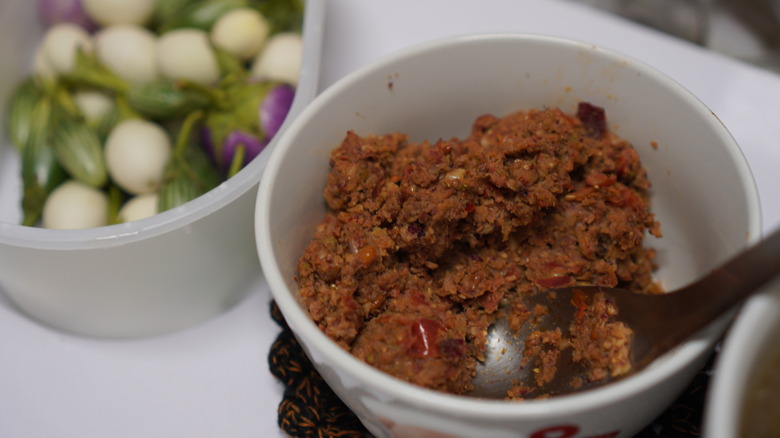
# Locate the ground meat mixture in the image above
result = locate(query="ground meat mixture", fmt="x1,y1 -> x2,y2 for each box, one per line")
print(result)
296,102 -> 662,398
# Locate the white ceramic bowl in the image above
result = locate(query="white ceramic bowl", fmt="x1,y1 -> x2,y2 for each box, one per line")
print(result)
705,282 -> 780,437
256,34 -> 761,437
0,0 -> 324,338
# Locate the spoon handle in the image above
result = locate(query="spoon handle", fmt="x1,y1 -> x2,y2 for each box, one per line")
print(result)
671,226 -> 780,330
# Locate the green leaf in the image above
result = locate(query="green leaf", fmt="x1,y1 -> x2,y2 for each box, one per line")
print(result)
214,48 -> 247,80
203,80 -> 273,162
252,0 -> 304,34
153,0 -> 200,28
156,0 -> 250,33
61,49 -> 130,94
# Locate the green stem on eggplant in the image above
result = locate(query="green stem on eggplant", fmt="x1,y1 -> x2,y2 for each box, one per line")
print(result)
174,110 -> 205,158
106,184 -> 125,225
114,95 -> 143,122
175,79 -> 230,110
226,143 -> 246,178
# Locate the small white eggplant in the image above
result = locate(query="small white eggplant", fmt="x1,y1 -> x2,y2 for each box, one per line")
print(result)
73,89 -> 114,124
42,180 -> 108,229
41,23 -> 93,74
81,0 -> 154,27
118,193 -> 159,223
94,24 -> 158,84
250,32 -> 302,86
210,8 -> 270,60
156,28 -> 220,84
105,118 -> 171,195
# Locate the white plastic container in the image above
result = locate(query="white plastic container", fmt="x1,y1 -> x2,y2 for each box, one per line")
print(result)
0,0 -> 324,338
256,34 -> 761,437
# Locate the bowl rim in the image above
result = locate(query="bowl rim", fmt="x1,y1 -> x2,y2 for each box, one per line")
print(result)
704,284 -> 780,436
256,32 -> 762,419
0,0 -> 326,251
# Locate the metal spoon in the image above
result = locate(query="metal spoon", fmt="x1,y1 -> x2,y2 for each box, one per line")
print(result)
469,227 -> 780,399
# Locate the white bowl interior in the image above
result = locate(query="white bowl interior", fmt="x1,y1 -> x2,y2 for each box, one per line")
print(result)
257,34 -> 760,437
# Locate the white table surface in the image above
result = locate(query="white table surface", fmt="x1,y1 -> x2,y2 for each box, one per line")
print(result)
2,1 -> 779,437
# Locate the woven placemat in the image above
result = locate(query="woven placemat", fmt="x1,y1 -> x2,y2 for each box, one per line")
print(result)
268,301 -> 712,438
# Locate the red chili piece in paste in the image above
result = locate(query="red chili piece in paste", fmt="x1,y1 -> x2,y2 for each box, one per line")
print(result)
577,102 -> 607,138
408,318 -> 445,358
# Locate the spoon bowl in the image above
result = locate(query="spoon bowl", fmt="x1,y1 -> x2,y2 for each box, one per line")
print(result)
471,227 -> 780,399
